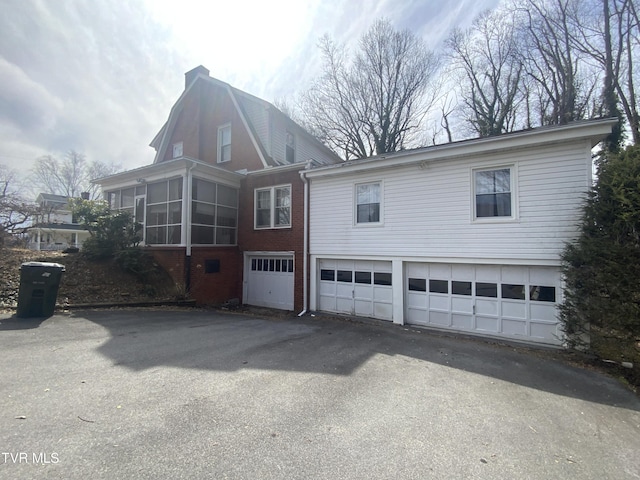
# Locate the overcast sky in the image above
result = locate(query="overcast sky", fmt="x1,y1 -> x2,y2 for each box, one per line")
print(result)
0,0 -> 499,178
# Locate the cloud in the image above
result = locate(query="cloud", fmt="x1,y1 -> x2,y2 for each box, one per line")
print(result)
0,0 -> 188,174
0,58 -> 64,133
0,0 -> 501,180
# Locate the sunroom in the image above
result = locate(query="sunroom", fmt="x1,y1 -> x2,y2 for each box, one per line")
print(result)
95,157 -> 244,248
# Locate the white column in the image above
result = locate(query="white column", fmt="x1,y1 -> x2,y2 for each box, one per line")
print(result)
392,259 -> 404,325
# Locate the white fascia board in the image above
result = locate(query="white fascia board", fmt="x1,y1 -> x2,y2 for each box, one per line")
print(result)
304,118 -> 617,179
93,157 -> 244,190
224,84 -> 269,169
246,162 -> 307,177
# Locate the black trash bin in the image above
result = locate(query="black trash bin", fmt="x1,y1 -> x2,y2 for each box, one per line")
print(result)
16,262 -> 66,318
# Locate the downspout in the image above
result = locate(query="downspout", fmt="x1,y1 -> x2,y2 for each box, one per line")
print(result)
297,163 -> 310,316
185,161 -> 196,293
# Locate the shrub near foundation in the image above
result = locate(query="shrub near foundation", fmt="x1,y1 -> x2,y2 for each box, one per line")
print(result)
561,145 -> 640,387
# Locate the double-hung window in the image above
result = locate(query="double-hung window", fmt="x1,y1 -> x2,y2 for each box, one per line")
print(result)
474,167 -> 513,219
218,124 -> 231,163
355,182 -> 381,224
285,131 -> 295,163
255,185 -> 291,229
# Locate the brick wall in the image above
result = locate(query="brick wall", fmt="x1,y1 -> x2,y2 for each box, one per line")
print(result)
238,168 -> 306,311
188,247 -> 242,305
162,80 -> 264,172
146,246 -> 242,305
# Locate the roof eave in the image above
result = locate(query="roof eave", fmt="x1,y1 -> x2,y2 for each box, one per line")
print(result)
304,118 -> 617,178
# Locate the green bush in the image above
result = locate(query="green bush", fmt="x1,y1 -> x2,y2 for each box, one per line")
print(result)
114,247 -> 157,282
561,145 -> 640,384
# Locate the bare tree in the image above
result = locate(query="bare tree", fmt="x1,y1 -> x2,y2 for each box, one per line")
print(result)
31,151 -> 120,200
446,10 -> 524,137
0,164 -> 36,246
569,0 -> 637,148
515,0 -> 598,126
301,19 -> 440,159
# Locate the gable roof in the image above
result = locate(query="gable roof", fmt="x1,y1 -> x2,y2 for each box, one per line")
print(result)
36,193 -> 69,205
150,67 -> 341,168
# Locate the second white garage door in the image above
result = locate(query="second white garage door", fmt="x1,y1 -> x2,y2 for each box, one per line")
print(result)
245,255 -> 294,310
405,263 -> 562,345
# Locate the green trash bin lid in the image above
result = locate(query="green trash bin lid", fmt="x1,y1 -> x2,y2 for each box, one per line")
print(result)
20,262 -> 66,271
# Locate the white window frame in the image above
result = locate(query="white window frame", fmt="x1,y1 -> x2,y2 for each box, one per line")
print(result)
254,184 -> 292,229
217,124 -> 231,163
285,130 -> 295,163
172,141 -> 183,159
471,165 -> 518,222
354,181 -> 383,226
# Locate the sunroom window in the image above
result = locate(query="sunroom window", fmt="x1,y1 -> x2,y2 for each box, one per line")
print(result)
145,178 -> 183,245
191,178 -> 238,245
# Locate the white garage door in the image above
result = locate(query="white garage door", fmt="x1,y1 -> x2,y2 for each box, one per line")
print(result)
245,255 -> 294,310
318,259 -> 393,321
405,263 -> 562,345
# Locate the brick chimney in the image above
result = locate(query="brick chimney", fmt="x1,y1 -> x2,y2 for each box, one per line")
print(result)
185,65 -> 210,89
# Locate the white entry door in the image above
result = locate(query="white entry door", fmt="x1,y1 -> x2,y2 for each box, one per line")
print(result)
245,255 -> 294,310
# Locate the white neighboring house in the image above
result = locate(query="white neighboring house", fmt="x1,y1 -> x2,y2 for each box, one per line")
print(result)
28,193 -> 91,251
304,118 -> 616,346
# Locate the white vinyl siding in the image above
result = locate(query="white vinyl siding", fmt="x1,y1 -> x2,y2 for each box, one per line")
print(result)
309,140 -> 591,263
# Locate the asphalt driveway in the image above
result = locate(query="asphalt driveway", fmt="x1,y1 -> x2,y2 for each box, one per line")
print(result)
0,309 -> 639,479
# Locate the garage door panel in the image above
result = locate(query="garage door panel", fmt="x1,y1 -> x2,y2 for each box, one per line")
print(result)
336,284 -> 353,297
452,297 -> 473,313
476,299 -> 498,316
452,264 -> 474,279
320,282 -> 336,295
451,314 -> 471,329
407,308 -> 427,324
430,295 -> 449,310
407,292 -> 426,309
475,266 -> 500,282
429,264 -> 451,278
374,303 -> 392,320
501,266 -> 527,283
531,322 -> 559,339
354,284 -> 373,299
336,297 -> 353,313
530,303 -> 556,321
529,267 -> 557,284
373,286 -> 392,303
502,319 -> 527,335
319,295 -> 337,311
407,263 -> 427,277
355,300 -> 373,316
476,316 -> 499,332
502,301 -> 526,319
430,311 -> 451,326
